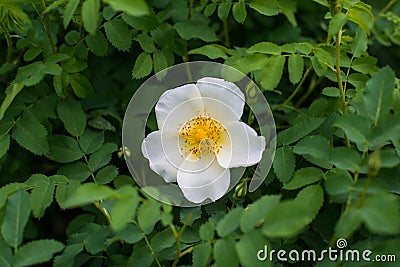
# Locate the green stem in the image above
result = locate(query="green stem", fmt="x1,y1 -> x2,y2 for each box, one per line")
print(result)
222,20 -> 231,48
40,0 -> 56,54
376,0 -> 398,20
295,75 -> 322,108
356,174 -> 373,208
1,22 -> 13,63
274,65 -> 312,110
143,231 -> 162,267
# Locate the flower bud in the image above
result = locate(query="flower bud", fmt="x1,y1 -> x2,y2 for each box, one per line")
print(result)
233,180 -> 248,200
367,150 -> 381,177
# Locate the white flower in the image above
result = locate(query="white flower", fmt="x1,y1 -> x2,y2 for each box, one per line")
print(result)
141,77 -> 265,203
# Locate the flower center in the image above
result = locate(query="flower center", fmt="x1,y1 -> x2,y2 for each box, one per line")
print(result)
179,115 -> 225,158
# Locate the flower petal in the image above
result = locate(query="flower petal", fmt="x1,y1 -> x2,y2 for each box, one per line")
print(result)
216,121 -> 265,168
196,77 -> 245,123
142,130 -> 183,182
177,156 -> 230,203
155,84 -> 203,130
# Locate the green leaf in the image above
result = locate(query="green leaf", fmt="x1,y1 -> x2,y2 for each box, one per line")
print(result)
0,183 -> 24,210
0,239 -> 12,267
283,167 -> 324,190
328,12 -> 347,36
57,162 -> 91,182
351,56 -> 377,74
110,186 -> 139,231
236,230 -> 272,267
248,42 -> 281,55
69,73 -> 94,98
57,100 -> 86,137
359,193 -> 400,234
322,86 -> 340,97
12,113 -> 49,155
249,0 -> 280,16
288,54 -> 304,84
122,13 -> 159,31
88,142 -> 117,171
28,174 -> 55,218
53,243 -> 83,267
79,128 -> 104,154
260,55 -> 285,90
55,179 -> 80,209
1,189 -> 31,248
43,62 -> 62,76
137,200 -> 161,234
330,147 -> 362,171
150,229 -> 175,252
277,117 -> 325,146
293,135 -> 330,159
351,27 -> 368,57
232,1 -> 246,23
295,184 -> 324,220
174,20 -> 218,42
63,0 -> 79,28
104,0 -> 149,17
189,44 -> 228,59
333,114 -> 370,147
153,50 -> 168,77
192,242 -> 212,267
348,2 -> 373,35
104,19 -> 132,51
335,209 -> 362,238
63,183 -> 115,208
86,30 -> 108,56
49,135 -> 84,163
13,239 -> 64,267
135,33 -> 156,53
279,0 -> 297,26
262,200 -> 310,237
180,207 -> 201,225
15,62 -> 45,86
240,195 -> 280,232
273,145 -> 295,184
199,221 -> 214,241
218,0 -> 232,21
0,82 -> 24,120
23,46 -> 42,62
214,237 -> 239,267
216,208 -> 243,237
96,165 -> 118,184
132,52 -> 152,79
324,169 -> 353,197
0,134 -> 10,158
362,66 -> 395,126
114,224 -> 143,243
83,223 -> 111,254
82,0 -> 99,34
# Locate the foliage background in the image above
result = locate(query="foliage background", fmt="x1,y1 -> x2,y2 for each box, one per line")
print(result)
0,0 -> 400,266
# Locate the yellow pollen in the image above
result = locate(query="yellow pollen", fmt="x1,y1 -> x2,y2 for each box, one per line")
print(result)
179,115 -> 225,158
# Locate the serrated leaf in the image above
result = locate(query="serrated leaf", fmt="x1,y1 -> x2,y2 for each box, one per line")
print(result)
64,183 -> 115,208
240,195 -> 280,232
283,167 -> 324,190
277,117 -> 325,146
104,0 -> 149,17
330,147 -> 362,171
180,207 -> 201,226
0,134 -> 10,158
216,208 -> 243,237
43,62 -> 62,76
293,135 -> 330,159
288,54 -> 304,84
55,179 -> 80,209
295,184 -> 323,219
153,50 -> 168,79
49,135 -> 84,163
135,33 -> 156,53
150,229 -> 175,252
57,100 -> 86,137
79,128 -> 104,154
1,189 -> 31,248
322,86 -> 340,97
199,221 -> 214,241
328,12 -> 347,36
335,209 -> 362,238
132,52 -> 152,79
189,44 -> 228,59
63,0 -> 79,28
279,0 -> 297,26
273,145 -> 295,184
29,174 -> 55,218
86,30 -> 108,56
13,239 -> 64,267
248,42 -> 281,55
137,200 -> 161,234
351,56 -> 377,74
24,46 -> 42,62
69,73 -> 94,98
0,239 -> 12,267
174,20 -> 218,42
0,183 -> 24,209
232,1 -> 246,23
218,0 -> 231,21
96,165 -> 118,184
348,2 -> 373,35
104,19 -> 132,51
362,66 -> 395,126
352,27 -> 368,57
58,162 -> 91,182
236,230 -> 271,267
214,237 -> 239,267
262,200 -> 310,237
249,0 -> 280,16
333,114 -> 370,147
83,223 -> 111,253
122,13 -> 159,31
82,0 -> 99,34
88,142 -> 117,171
12,113 -> 49,155
193,242 -> 211,267
110,186 -> 139,231
324,169 -> 353,197
15,62 -> 45,86
260,55 -> 285,90
53,243 -> 83,267
114,224 -> 142,243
